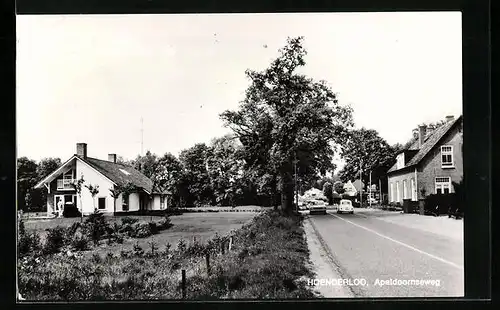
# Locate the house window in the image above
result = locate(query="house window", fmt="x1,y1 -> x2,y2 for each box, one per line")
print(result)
396,181 -> 400,202
160,195 -> 165,209
403,180 -> 408,199
98,197 -> 106,210
441,145 -> 454,168
390,183 -> 394,202
122,195 -> 129,211
396,153 -> 405,169
411,179 -> 417,201
435,177 -> 451,194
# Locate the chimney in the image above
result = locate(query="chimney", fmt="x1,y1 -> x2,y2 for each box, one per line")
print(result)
108,154 -> 117,163
418,125 -> 427,148
76,143 -> 87,158
412,128 -> 419,140
445,115 -> 455,123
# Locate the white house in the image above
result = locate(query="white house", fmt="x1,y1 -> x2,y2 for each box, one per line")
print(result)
34,143 -> 171,216
343,180 -> 357,197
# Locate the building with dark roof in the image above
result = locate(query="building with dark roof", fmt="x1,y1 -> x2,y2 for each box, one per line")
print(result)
387,115 -> 463,205
34,143 -> 171,216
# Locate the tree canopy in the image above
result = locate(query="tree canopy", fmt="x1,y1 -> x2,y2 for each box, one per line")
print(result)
220,36 -> 353,212
338,128 -> 399,190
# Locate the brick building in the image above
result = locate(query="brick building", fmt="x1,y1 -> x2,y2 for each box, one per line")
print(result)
386,115 -> 463,205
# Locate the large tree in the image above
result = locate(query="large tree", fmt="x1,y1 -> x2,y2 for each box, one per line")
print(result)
17,157 -> 38,212
155,152 -> 184,205
31,157 -> 62,211
206,134 -> 246,206
178,143 -> 214,206
338,128 -> 398,192
220,37 -> 353,213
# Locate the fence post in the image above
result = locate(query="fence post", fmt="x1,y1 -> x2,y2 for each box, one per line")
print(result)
206,253 -> 210,275
181,269 -> 186,299
229,236 -> 233,252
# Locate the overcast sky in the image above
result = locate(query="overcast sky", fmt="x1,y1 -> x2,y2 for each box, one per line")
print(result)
16,12 -> 462,172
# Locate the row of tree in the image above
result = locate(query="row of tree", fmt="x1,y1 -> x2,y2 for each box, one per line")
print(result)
17,36 -> 409,214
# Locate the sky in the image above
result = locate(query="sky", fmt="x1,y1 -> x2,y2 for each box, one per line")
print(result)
16,12 -> 462,173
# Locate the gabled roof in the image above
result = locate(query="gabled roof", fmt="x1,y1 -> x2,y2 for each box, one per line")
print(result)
35,154 -> 155,194
352,179 -> 365,192
387,115 -> 462,174
79,156 -> 154,193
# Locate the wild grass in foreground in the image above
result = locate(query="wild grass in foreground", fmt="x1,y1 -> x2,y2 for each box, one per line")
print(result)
18,210 -> 315,300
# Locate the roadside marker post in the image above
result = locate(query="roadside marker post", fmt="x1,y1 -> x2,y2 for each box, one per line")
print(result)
206,253 -> 211,275
181,269 -> 186,299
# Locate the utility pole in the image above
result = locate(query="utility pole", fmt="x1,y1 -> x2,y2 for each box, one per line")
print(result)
359,159 -> 362,207
140,117 -> 144,156
369,170 -> 372,208
379,178 -> 382,206
294,152 -> 298,213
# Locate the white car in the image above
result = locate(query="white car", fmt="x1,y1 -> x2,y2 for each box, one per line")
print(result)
337,199 -> 354,214
309,200 -> 327,215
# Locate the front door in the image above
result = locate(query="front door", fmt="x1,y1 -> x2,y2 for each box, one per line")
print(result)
54,195 -> 64,214
139,193 -> 145,214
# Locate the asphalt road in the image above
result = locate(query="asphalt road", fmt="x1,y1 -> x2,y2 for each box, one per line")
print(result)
307,208 -> 464,297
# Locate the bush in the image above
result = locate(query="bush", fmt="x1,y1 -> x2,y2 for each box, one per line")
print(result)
121,217 -> 139,225
18,231 -> 42,257
85,211 -> 110,245
424,194 -> 455,215
63,205 -> 82,218
148,222 -> 159,235
157,217 -> 172,230
44,226 -> 67,254
133,221 -> 152,238
70,233 -> 90,251
165,208 -> 183,216
18,218 -> 26,236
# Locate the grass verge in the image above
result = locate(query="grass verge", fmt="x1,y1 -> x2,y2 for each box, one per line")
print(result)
18,210 -> 315,300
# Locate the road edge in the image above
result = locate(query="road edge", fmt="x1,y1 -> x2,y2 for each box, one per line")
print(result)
302,216 -> 354,298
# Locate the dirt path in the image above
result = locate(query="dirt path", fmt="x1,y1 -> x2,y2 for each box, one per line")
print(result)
302,217 -> 353,298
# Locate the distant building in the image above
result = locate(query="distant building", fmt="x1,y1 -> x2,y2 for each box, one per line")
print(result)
343,181 -> 357,197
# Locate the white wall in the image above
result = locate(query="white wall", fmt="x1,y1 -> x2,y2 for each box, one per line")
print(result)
76,159 -> 115,215
128,192 -> 140,212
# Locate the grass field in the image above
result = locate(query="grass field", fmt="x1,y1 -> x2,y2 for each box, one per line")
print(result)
23,212 -> 257,257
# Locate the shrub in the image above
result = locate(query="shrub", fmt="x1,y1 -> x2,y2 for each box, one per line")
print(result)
85,211 -> 110,245
121,217 -> 139,225
118,223 -> 134,236
63,205 -> 82,218
148,221 -> 159,235
70,234 -> 90,251
157,216 -> 172,230
43,226 -> 67,254
18,231 -> 42,257
424,194 -> 454,215
18,218 -> 26,236
185,238 -> 207,258
133,221 -> 152,238
165,208 -> 183,216
176,239 -> 187,253
133,242 -> 144,256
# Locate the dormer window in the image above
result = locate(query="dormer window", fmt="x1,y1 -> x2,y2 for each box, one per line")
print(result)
396,153 -> 405,169
441,145 -> 454,168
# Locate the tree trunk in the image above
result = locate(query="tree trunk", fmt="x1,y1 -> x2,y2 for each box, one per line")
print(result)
280,171 -> 295,214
